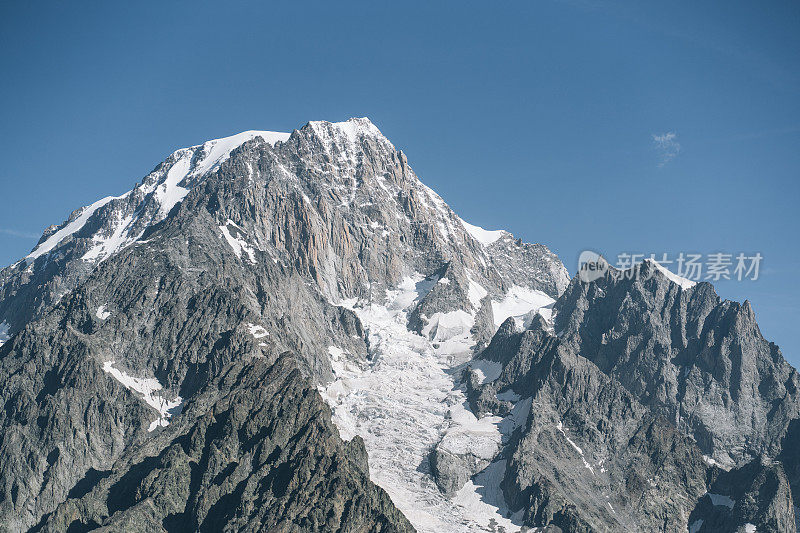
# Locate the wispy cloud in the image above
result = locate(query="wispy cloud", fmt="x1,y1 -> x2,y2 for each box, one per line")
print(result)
0,228 -> 40,239
652,132 -> 680,167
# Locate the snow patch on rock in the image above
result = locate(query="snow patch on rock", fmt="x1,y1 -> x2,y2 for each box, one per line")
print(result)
467,277 -> 488,310
82,211 -> 137,262
0,321 -> 9,347
645,258 -> 696,290
246,323 -> 269,339
491,285 -> 555,329
422,310 -> 474,343
557,420 -> 595,475
220,220 -> 257,263
28,195 -> 124,260
469,359 -> 504,384
707,492 -> 735,509
102,361 -> 182,431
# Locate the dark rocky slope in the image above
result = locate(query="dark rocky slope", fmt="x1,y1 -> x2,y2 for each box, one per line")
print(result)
33,355 -> 413,533
463,262 -> 798,532
1,118 -> 795,532
0,119 -> 567,531
552,260 -> 800,467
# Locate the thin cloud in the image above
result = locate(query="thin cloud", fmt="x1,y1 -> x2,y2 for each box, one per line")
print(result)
0,228 -> 40,239
652,132 -> 680,167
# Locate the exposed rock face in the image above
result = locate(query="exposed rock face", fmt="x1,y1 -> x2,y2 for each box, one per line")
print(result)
464,261 -> 799,532
34,355 -> 413,533
553,260 -> 800,467
777,418 -> 800,515
430,444 -> 491,498
484,234 -> 569,299
0,118 -> 568,531
688,458 -> 795,533
473,316 -> 709,532
0,117 -> 796,532
408,262 -> 476,334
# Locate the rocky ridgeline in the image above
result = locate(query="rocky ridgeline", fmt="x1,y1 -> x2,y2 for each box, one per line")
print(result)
0,118 -> 566,531
0,118 -> 795,532
34,355 -> 413,533
465,261 -> 798,532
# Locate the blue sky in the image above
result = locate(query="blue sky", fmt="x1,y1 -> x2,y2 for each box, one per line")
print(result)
1,1 -> 798,363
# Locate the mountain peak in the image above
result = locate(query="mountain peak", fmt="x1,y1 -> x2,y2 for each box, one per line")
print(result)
642,257 -> 697,289
303,117 -> 391,148
0,117 -> 794,533
307,116 -> 382,135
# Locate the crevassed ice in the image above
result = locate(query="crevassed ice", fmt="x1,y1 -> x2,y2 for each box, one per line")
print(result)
102,361 -> 182,432
320,275 -> 525,532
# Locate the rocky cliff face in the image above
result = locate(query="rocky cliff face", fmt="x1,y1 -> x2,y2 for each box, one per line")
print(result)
0,131 -> 289,336
0,118 -> 795,532
34,355 -> 413,533
552,260 -> 800,467
0,118 -> 568,531
464,261 -> 798,532
470,315 -> 708,532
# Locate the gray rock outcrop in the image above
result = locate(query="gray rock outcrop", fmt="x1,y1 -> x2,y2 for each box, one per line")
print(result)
0,116 -> 793,533
33,355 -> 413,532
0,118 -> 568,531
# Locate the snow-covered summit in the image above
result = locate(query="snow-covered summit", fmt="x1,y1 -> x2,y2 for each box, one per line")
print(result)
307,117 -> 385,141
459,218 -> 507,246
2,116 -> 568,355
187,130 -> 291,176
24,129 -> 291,263
303,117 -> 395,156
23,119 -> 394,264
